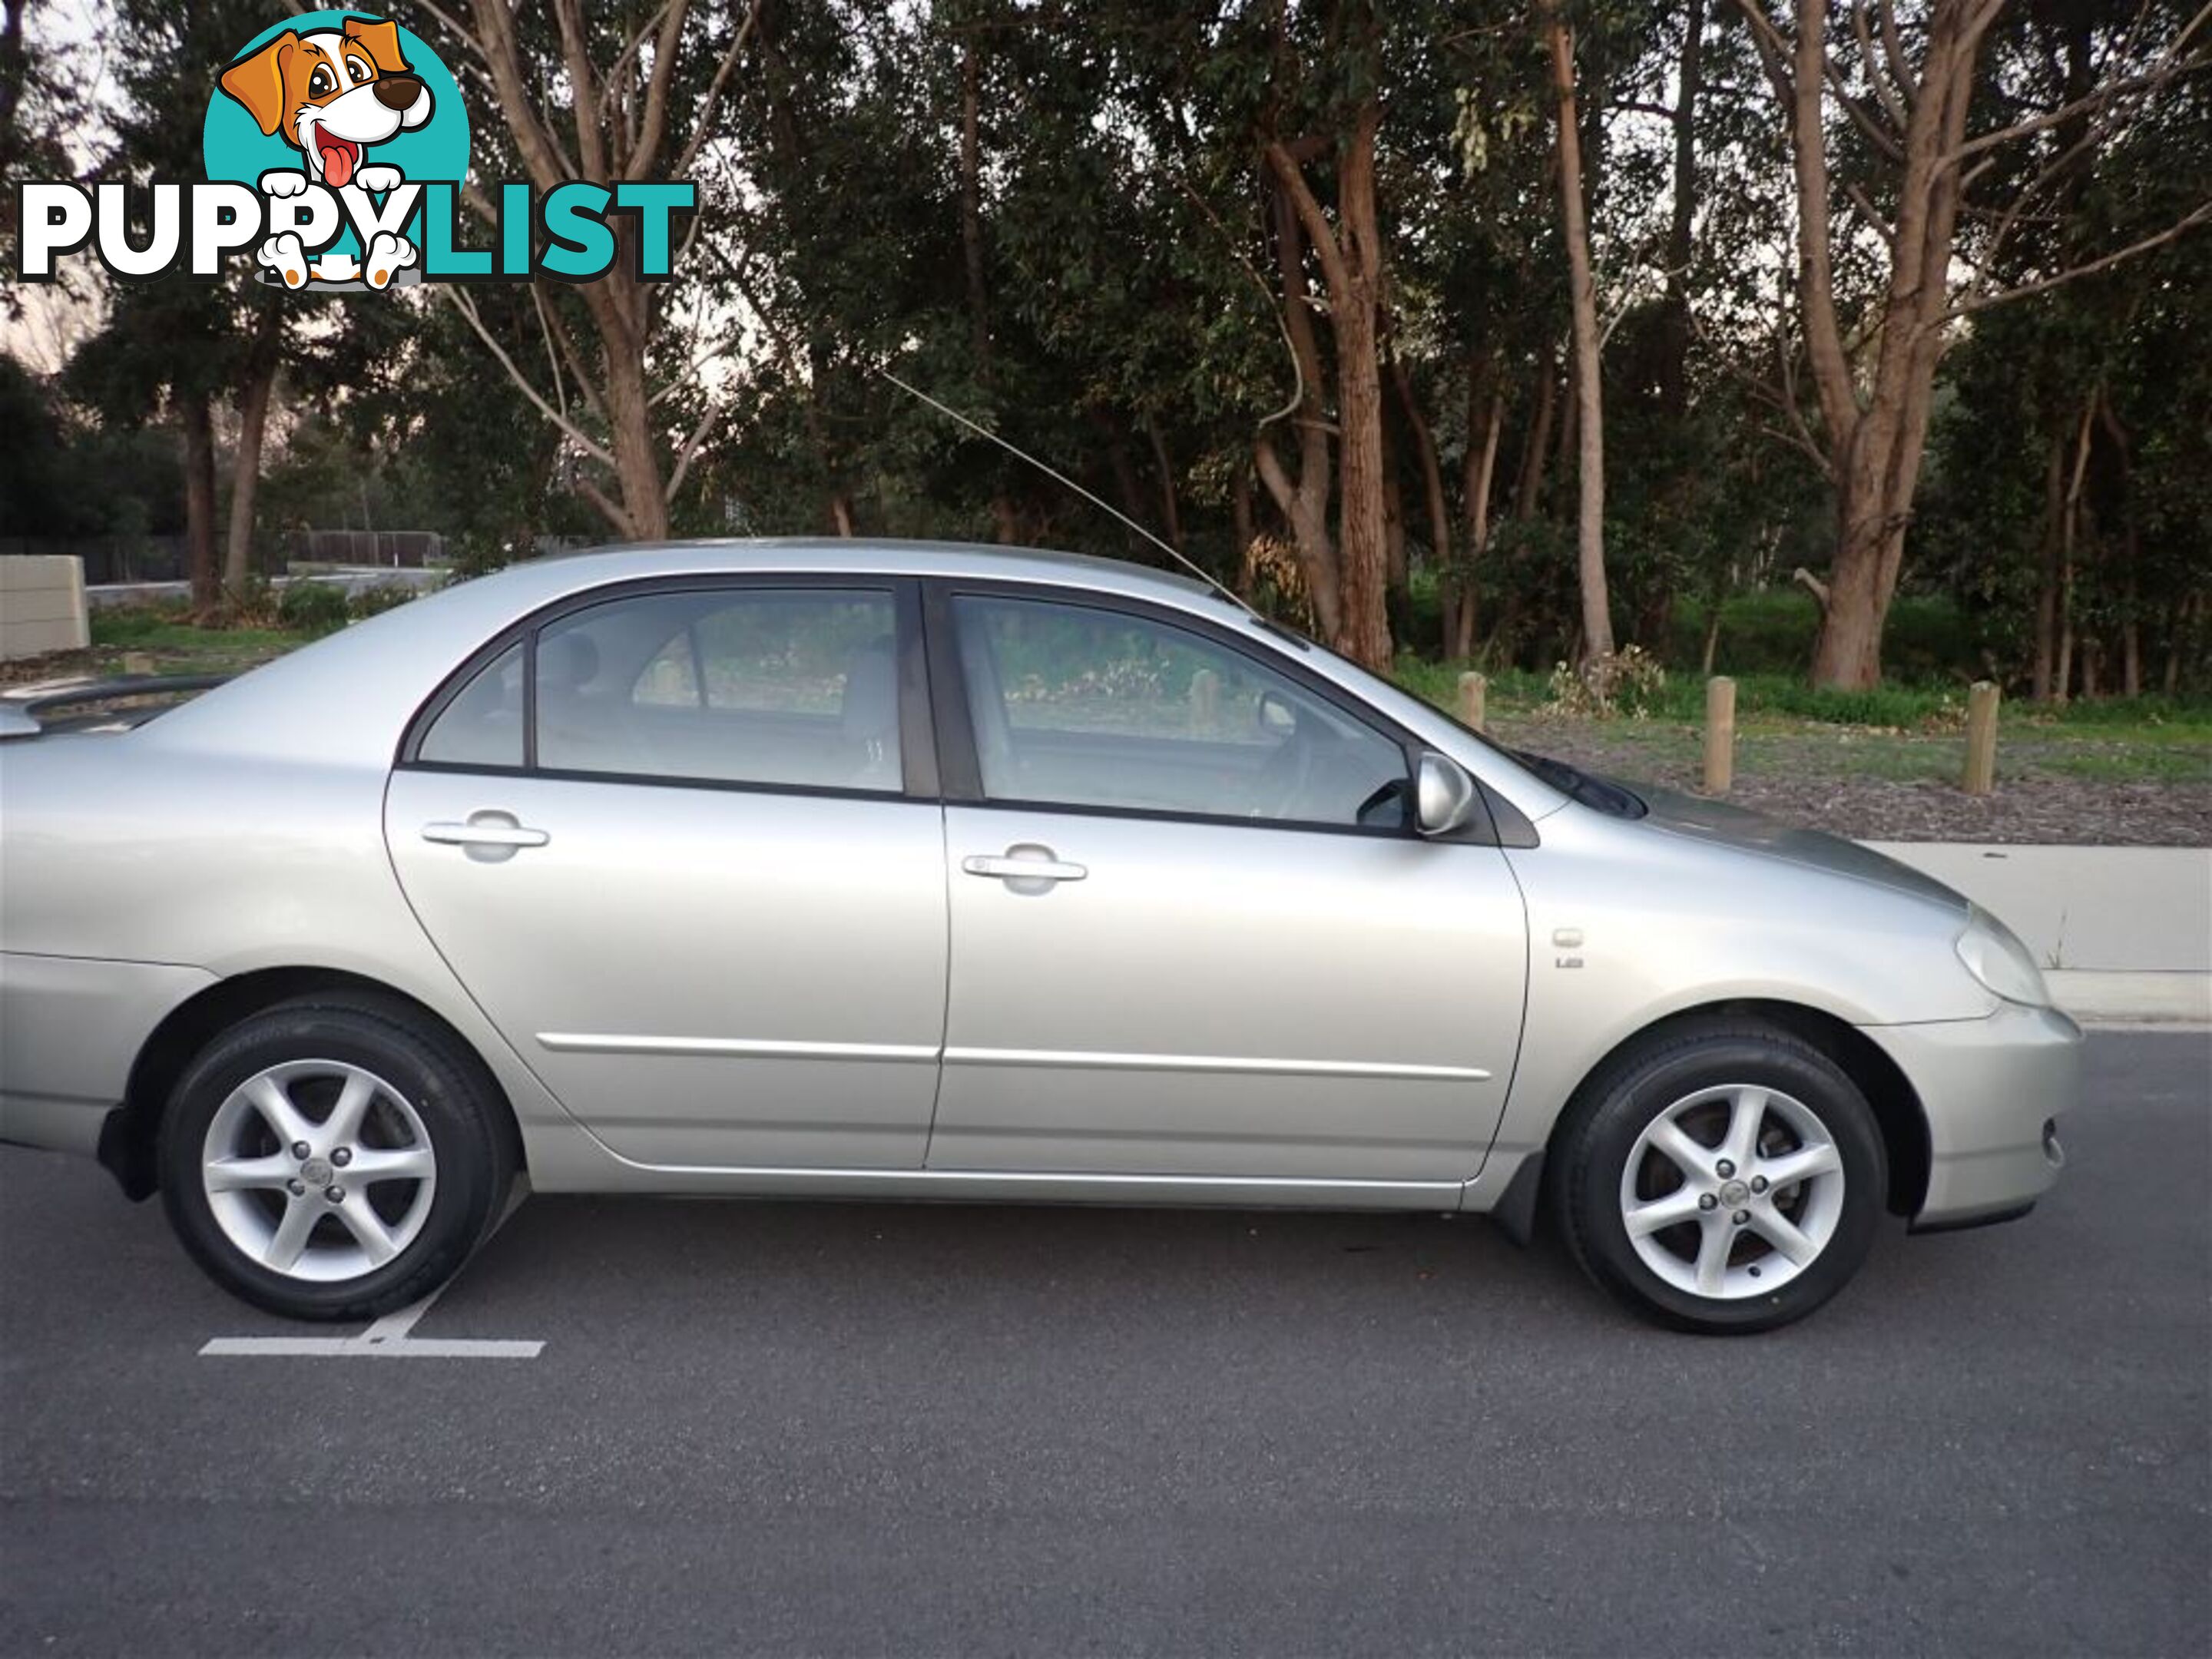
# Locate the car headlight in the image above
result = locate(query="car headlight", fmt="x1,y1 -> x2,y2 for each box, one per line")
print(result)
1955,909 -> 2051,1007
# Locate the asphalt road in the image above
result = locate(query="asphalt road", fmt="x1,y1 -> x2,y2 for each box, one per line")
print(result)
2,1031 -> 2206,1657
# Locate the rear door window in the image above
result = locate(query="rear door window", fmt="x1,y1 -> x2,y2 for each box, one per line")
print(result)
536,589 -> 903,792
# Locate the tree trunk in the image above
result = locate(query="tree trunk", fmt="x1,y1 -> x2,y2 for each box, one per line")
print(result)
1545,5 -> 1614,662
1144,417 -> 1183,552
2032,434 -> 2065,700
2052,392 -> 2097,704
1761,0 -> 1985,688
0,0 -> 25,175
1324,107 -> 1393,671
1390,347 -> 1450,651
180,392 -> 220,617
463,0 -> 760,543
1231,461 -> 1254,565
1253,154 -> 1341,643
2121,558 -> 2141,698
224,303 -> 283,591
1459,369 -> 1503,660
1660,0 -> 1704,414
1392,350 -> 1452,575
1106,432 -> 1148,555
1382,441 -> 1408,597
601,343 -> 670,540
1515,346 -> 1557,521
1331,299 -> 1391,667
2098,388 -> 2141,699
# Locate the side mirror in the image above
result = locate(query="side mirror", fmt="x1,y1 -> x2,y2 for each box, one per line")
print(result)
1416,751 -> 1480,837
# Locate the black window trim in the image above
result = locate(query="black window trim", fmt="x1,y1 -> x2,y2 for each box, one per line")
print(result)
921,578 -> 1503,846
396,573 -> 939,803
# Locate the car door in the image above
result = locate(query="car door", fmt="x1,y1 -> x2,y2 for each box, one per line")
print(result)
925,586 -> 1528,1185
385,578 -> 947,1170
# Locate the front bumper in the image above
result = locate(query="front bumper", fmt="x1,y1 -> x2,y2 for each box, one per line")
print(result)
1863,998 -> 2081,1229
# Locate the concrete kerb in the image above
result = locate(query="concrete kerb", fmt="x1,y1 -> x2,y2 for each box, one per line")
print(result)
1872,843 -> 2212,1025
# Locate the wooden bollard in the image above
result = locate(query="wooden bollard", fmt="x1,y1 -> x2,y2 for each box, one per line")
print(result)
1962,680 -> 2000,795
1703,676 -> 1737,795
1190,667 -> 1220,733
1457,671 -> 1487,733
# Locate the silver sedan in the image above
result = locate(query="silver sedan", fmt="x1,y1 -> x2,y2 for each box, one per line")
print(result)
0,541 -> 2078,1332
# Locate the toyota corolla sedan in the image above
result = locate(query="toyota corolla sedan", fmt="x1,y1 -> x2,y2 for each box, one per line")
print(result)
0,541 -> 2078,1332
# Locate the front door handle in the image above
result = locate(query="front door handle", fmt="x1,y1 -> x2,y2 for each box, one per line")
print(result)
962,845 -> 1087,884
422,813 -> 549,862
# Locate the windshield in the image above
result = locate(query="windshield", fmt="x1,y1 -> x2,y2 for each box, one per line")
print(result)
1227,608 -> 1515,758
1229,613 -> 1649,820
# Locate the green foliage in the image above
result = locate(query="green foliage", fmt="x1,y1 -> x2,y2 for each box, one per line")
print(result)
275,581 -> 352,639
1672,593 -> 1977,684
1548,644 -> 1668,719
13,0 -> 2209,707
346,584 -> 419,621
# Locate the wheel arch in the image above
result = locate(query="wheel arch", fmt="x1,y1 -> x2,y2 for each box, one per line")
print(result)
1540,998 -> 1932,1220
102,966 -> 523,1200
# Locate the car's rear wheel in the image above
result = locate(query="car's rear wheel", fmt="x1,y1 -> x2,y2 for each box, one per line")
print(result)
158,995 -> 513,1321
1554,1022 -> 1886,1334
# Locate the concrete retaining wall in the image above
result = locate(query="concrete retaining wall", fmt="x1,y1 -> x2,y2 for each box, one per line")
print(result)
1871,843 -> 2211,972
0,557 -> 89,661
1874,842 -> 2212,1025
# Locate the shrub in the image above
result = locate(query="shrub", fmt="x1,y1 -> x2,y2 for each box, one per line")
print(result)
347,582 -> 419,621
220,576 -> 283,631
1549,643 -> 1667,717
276,580 -> 352,638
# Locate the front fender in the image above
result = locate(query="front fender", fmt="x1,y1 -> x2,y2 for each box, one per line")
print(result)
1481,807 -> 1993,1172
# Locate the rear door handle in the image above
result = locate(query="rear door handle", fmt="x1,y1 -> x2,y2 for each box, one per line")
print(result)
962,846 -> 1087,884
422,813 -> 549,856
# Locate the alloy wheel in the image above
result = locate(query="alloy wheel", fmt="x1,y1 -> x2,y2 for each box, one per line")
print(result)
1617,1083 -> 1846,1300
200,1059 -> 438,1283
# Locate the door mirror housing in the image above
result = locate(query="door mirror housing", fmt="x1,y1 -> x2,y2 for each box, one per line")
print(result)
1416,751 -> 1480,837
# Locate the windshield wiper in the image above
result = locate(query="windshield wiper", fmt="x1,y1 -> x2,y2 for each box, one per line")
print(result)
1510,747 -> 1647,820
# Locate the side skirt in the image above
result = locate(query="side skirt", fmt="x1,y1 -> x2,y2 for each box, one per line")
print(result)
525,1155 -> 1465,1211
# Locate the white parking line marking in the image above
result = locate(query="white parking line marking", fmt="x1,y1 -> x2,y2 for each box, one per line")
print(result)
199,1335 -> 543,1358
199,1182 -> 541,1359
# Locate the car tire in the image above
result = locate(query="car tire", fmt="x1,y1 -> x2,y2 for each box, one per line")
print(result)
158,994 -> 515,1322
1552,1020 -> 1887,1334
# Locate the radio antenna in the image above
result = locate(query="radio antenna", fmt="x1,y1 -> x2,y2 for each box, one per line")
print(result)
876,367 -> 1257,616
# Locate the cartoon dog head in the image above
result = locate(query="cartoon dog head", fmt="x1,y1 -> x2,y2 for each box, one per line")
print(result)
219,16 -> 432,189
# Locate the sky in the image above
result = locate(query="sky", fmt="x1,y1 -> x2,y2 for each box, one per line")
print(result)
5,0 -> 116,371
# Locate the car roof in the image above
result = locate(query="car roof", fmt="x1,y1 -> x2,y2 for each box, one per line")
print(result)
135,540 -> 1226,767
133,537 -> 1567,818
532,538 -> 1219,601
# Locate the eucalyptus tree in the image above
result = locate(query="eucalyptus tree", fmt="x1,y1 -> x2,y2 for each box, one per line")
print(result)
407,0 -> 763,541
1731,0 -> 2210,688
1923,12 -> 2212,700
61,0 -> 305,608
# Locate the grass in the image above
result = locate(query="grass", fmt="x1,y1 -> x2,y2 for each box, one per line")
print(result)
1394,654 -> 2211,788
81,608 -> 311,678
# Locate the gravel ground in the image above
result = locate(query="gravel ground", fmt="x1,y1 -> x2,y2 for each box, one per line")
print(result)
1492,714 -> 2212,846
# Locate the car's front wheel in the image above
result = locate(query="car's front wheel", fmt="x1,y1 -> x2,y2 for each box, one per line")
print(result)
1554,1021 -> 1886,1334
158,995 -> 514,1321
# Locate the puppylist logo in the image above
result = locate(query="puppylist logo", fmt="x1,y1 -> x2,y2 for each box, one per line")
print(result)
14,11 -> 696,293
